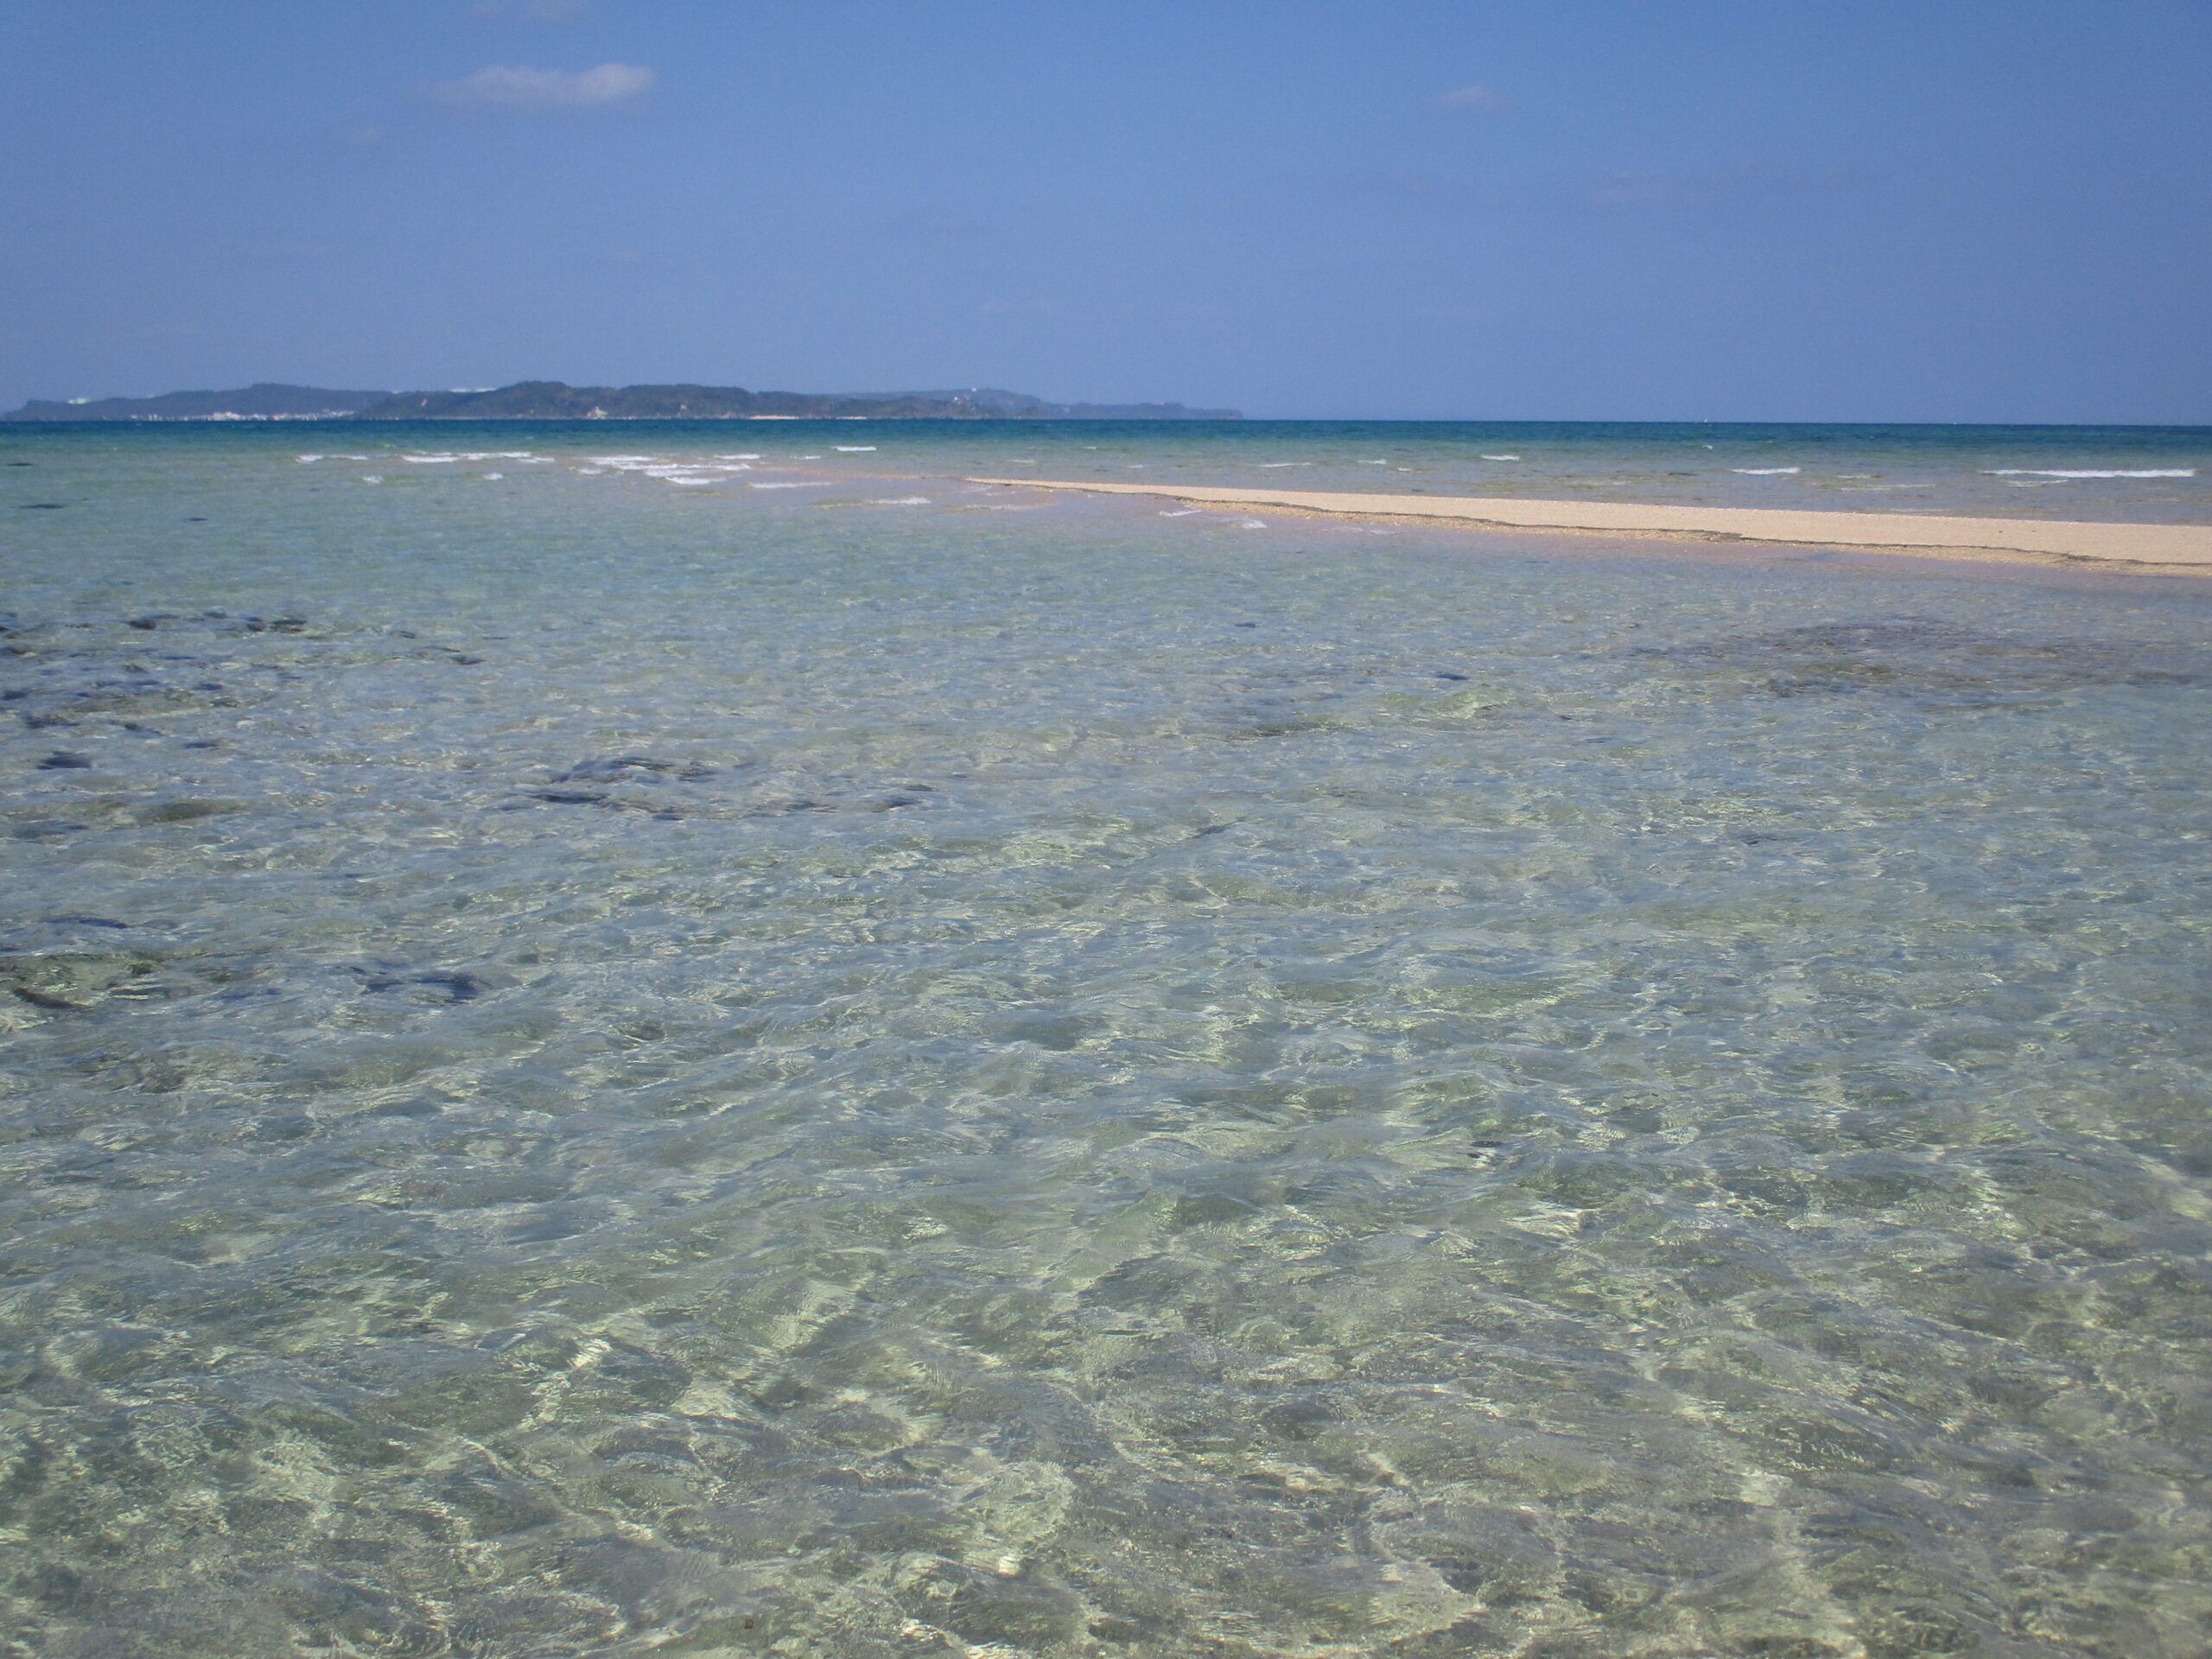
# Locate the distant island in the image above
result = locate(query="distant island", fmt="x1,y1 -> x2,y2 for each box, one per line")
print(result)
3,381 -> 1242,423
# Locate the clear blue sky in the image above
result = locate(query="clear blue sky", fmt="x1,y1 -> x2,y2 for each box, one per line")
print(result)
3,0 -> 2206,421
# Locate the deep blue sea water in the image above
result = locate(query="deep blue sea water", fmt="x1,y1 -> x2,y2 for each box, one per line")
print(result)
3,421 -> 2212,1657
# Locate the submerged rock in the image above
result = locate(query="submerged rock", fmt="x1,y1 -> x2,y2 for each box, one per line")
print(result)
2,950 -> 162,1009
553,755 -> 715,783
356,967 -> 505,1005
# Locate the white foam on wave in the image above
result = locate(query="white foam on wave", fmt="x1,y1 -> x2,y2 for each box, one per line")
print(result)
1259,461 -> 1313,468
1984,468 -> 2196,479
1733,467 -> 1802,475
296,454 -> 322,463
835,445 -> 876,453
1480,454 -> 1521,461
867,496 -> 931,505
584,455 -> 758,486
1159,509 -> 1202,518
480,473 -> 504,480
716,454 -> 762,461
404,454 -> 459,464
748,481 -> 832,490
360,475 -> 383,484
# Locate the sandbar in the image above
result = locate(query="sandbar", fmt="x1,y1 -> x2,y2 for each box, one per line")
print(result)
969,479 -> 2212,570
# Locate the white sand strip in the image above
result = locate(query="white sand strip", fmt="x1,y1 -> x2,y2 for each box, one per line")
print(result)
970,480 -> 2212,569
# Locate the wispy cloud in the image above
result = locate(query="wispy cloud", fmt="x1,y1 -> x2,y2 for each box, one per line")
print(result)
1435,85 -> 1511,112
429,62 -> 653,111
472,0 -> 590,19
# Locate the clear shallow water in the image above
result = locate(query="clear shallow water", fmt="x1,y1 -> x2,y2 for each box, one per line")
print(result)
748,419 -> 2208,524
4,425 -> 2212,1657
19,416 -> 2211,523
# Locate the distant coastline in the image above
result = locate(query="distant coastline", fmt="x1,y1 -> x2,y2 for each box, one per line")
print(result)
1,380 -> 1242,423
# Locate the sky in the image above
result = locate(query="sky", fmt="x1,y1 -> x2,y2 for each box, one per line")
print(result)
1,0 -> 2207,423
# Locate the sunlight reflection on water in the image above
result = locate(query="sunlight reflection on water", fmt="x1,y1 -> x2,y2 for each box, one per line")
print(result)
3,426 -> 2211,1656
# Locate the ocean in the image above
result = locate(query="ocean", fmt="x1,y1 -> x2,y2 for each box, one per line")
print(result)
4,419 -> 2212,1657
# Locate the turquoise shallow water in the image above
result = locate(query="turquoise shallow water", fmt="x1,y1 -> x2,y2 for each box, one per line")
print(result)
714,418 -> 2210,524
3,423 -> 2212,1657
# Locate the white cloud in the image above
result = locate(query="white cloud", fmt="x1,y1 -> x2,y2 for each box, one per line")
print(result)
430,62 -> 653,111
1436,85 -> 1510,112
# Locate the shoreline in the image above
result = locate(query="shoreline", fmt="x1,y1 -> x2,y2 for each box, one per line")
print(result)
969,478 -> 2212,571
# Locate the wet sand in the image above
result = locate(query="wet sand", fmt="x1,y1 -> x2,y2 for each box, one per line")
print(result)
970,478 -> 2212,570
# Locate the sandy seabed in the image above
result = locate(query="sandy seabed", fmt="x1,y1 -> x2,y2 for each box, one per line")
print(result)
975,478 -> 2212,571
